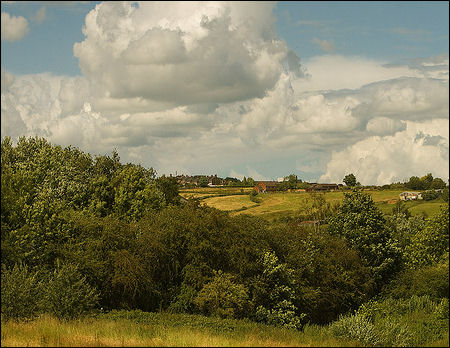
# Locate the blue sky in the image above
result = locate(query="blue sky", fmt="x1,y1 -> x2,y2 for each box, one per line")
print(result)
276,1 -> 449,62
1,1 -> 449,184
2,1 -> 448,75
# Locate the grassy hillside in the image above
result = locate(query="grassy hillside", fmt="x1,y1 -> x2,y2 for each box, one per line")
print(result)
188,188 -> 445,220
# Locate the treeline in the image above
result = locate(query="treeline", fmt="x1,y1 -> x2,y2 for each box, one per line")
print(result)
1,137 -> 448,334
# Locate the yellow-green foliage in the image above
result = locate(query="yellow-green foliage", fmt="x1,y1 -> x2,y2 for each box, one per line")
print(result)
330,295 -> 449,347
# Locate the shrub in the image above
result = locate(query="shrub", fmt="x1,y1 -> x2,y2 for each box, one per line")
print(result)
329,312 -> 380,346
194,270 -> 250,319
406,204 -> 449,268
249,189 -> 261,203
442,187 -> 449,202
1,263 -> 42,320
332,295 -> 450,347
251,251 -> 305,329
421,190 -> 441,201
40,263 -> 100,320
382,255 -> 449,300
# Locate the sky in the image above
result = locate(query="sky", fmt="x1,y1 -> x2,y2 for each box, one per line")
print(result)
1,1 -> 449,185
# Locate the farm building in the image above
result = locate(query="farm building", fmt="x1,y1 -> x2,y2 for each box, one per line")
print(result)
399,192 -> 423,200
254,181 -> 278,193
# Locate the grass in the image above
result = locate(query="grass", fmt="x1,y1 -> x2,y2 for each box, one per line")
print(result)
201,194 -> 259,211
1,311 -> 361,347
196,189 -> 445,220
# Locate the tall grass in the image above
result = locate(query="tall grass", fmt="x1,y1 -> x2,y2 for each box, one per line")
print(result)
1,311 -> 359,347
329,295 -> 449,347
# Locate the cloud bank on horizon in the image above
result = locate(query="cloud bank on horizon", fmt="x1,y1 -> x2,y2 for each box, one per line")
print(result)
1,1 -> 449,185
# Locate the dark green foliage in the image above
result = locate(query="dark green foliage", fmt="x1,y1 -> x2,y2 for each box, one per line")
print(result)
251,251 -> 305,329
1,262 -> 99,321
198,176 -> 209,187
391,200 -> 411,218
1,263 -> 42,320
1,135 -> 447,340
249,189 -> 261,203
431,177 -> 447,189
405,173 -> 446,191
442,187 -> 449,202
405,204 -> 449,268
406,175 -> 427,190
382,255 -> 449,300
156,175 -> 180,205
272,225 -> 375,324
40,263 -> 100,320
343,173 -> 357,187
331,295 -> 449,347
194,270 -> 250,319
421,190 -> 441,201
327,190 -> 402,288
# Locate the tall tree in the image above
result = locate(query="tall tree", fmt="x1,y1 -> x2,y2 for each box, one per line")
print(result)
343,173 -> 357,187
327,190 -> 402,289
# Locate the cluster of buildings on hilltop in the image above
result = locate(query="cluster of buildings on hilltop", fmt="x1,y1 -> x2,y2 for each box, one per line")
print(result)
175,174 -> 227,187
174,174 -> 343,192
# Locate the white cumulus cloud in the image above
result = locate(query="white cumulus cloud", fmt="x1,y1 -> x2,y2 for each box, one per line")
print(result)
1,11 -> 29,41
320,119 -> 449,185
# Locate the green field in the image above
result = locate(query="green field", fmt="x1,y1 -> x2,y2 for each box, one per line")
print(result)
183,188 -> 445,220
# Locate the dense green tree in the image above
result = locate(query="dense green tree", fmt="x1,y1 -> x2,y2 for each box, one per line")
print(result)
111,164 -> 165,221
430,177 -> 447,189
385,213 -> 426,250
1,263 -> 43,320
41,263 -> 100,320
421,190 -> 441,201
406,175 -> 426,190
251,251 -> 305,329
405,204 -> 449,268
198,176 -> 209,187
421,173 -> 434,189
443,187 -> 449,202
327,190 -> 402,288
391,200 -> 411,218
382,254 -> 449,300
156,175 -> 180,205
343,173 -> 357,187
272,225 -> 374,324
194,270 -> 250,319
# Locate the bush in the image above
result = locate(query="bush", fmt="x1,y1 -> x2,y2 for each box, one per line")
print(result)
331,295 -> 450,346
194,270 -> 250,319
382,256 -> 449,300
40,263 -> 100,320
249,189 -> 261,203
329,312 -> 380,346
1,263 -> 42,320
421,190 -> 441,201
251,251 -> 305,329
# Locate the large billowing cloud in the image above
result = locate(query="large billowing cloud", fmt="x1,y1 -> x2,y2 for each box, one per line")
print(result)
73,1 -> 303,106
320,119 -> 449,185
1,2 -> 449,183
1,11 -> 29,41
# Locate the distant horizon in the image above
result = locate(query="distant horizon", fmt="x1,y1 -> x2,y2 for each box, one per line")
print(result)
1,1 -> 449,185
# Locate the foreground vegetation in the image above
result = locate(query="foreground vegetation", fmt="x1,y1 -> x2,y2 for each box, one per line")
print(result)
2,302 -> 447,347
1,136 -> 449,346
